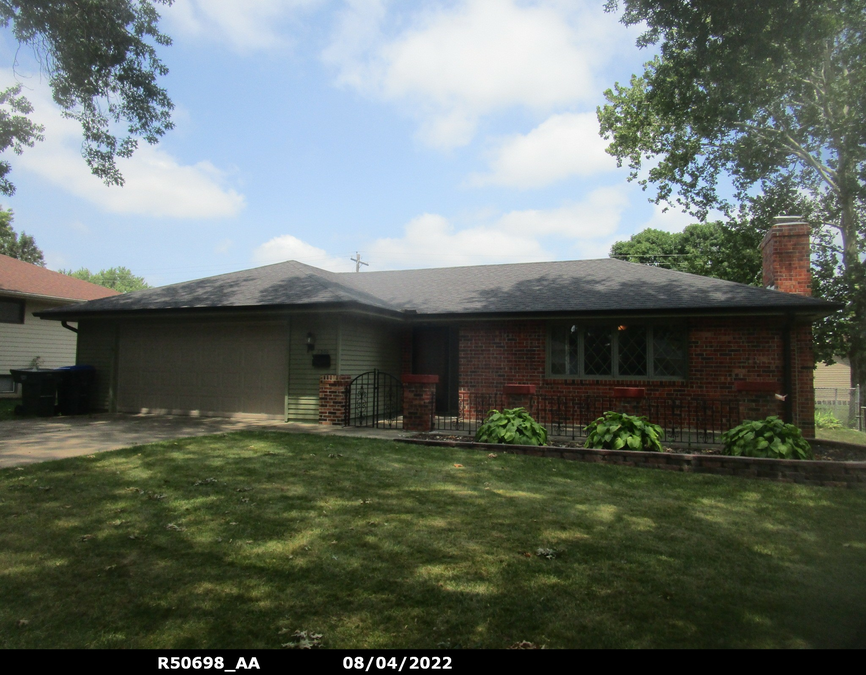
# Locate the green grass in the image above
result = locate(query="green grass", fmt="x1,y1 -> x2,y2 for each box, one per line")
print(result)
1,431 -> 865,649
817,427 -> 866,446
0,399 -> 18,421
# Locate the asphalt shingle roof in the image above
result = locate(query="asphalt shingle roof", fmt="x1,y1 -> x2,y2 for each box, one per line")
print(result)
38,258 -> 839,319
0,253 -> 120,302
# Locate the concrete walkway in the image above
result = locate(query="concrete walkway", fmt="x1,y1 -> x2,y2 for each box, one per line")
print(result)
0,413 -> 409,468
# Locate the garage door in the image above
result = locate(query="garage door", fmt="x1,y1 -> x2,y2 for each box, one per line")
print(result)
117,322 -> 288,417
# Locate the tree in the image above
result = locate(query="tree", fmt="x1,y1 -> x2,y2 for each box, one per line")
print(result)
610,220 -> 764,286
59,266 -> 149,293
0,0 -> 175,195
598,0 -> 866,390
0,205 -> 44,265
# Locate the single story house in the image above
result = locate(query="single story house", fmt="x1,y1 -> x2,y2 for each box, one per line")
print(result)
37,217 -> 839,437
0,253 -> 119,398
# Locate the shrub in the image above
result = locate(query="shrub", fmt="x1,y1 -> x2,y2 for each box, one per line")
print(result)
584,411 -> 663,452
815,410 -> 843,430
721,416 -> 813,460
475,408 -> 548,446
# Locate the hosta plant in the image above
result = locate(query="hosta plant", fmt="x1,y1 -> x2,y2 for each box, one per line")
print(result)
584,411 -> 664,452
815,410 -> 843,430
475,408 -> 548,446
721,416 -> 813,460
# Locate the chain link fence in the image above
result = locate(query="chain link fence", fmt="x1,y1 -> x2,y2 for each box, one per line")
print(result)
815,386 -> 863,431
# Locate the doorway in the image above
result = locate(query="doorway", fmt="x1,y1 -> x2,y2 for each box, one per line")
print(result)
412,325 -> 459,414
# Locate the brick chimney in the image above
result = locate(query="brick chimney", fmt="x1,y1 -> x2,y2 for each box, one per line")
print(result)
760,215 -> 811,296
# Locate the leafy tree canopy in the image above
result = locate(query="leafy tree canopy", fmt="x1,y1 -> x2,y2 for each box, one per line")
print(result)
0,204 -> 44,265
599,0 -> 866,388
59,266 -> 150,293
0,0 -> 175,195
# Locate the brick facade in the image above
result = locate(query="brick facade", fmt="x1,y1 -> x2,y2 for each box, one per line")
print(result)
454,316 -> 815,437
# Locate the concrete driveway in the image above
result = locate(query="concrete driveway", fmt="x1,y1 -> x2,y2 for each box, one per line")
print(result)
0,413 -> 405,468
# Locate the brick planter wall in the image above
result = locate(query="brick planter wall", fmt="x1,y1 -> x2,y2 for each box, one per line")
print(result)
399,438 -> 866,489
318,374 -> 352,425
402,374 -> 438,432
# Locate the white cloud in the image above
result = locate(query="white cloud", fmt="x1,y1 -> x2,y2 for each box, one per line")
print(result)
164,0 -> 327,52
5,75 -> 245,219
468,113 -> 618,189
253,234 -> 355,271
253,188 -> 629,272
366,213 -> 551,269
639,203 -> 701,233
324,0 -> 629,149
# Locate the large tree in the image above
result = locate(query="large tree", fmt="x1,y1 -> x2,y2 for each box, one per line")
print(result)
598,0 -> 866,390
0,205 -> 44,265
0,0 -> 174,195
59,266 -> 149,293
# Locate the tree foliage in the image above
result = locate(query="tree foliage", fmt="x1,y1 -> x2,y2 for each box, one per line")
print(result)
610,220 -> 764,286
599,0 -> 866,388
0,0 -> 175,195
0,205 -> 44,265
59,266 -> 149,293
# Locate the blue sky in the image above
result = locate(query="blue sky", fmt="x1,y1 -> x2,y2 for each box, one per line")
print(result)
0,0 -> 700,287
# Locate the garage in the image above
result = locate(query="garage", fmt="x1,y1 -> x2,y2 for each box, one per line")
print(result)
116,321 -> 288,417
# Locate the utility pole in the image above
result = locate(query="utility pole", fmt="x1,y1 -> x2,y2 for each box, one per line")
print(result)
350,252 -> 369,273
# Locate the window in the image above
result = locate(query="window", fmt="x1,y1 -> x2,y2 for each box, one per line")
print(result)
0,298 -> 25,324
0,374 -> 14,393
548,323 -> 687,379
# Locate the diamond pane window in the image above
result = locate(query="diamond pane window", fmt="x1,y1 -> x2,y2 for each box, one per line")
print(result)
583,326 -> 612,376
618,325 -> 647,376
549,325 -> 578,375
653,326 -> 687,377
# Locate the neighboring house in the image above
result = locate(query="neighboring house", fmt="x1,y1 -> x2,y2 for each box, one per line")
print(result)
0,253 -> 120,398
815,358 -> 852,390
38,218 -> 839,437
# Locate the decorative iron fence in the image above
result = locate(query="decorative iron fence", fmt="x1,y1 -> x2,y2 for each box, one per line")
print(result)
345,370 -> 403,429
434,392 -> 740,448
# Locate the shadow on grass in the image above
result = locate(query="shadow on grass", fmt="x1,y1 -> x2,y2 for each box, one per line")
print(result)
1,431 -> 865,649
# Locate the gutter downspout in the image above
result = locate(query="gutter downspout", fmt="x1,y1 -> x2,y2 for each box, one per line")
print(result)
61,321 -> 78,334
782,316 -> 793,424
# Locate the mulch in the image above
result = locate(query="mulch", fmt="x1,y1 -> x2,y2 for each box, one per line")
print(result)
413,433 -> 866,463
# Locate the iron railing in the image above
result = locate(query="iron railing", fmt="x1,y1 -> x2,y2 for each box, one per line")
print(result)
345,370 -> 403,429
434,392 -> 740,449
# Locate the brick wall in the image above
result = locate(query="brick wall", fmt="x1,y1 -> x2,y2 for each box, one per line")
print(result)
318,374 -> 352,425
761,217 -> 812,296
457,316 -> 816,437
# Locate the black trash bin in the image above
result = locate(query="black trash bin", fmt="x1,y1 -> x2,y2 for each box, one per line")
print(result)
10,369 -> 60,417
55,365 -> 96,416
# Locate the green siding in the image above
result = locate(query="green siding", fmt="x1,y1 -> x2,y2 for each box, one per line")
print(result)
76,320 -> 118,412
287,314 -> 339,422
339,317 -> 402,379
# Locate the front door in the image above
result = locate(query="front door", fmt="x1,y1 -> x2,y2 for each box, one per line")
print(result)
412,325 -> 459,414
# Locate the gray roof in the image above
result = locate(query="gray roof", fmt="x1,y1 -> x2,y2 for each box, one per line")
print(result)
38,258 -> 840,319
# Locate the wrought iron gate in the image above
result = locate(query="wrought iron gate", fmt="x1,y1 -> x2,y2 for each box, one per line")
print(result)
345,370 -> 403,429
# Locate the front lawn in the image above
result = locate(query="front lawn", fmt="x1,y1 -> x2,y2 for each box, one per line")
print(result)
817,427 -> 866,446
1,432 -> 864,649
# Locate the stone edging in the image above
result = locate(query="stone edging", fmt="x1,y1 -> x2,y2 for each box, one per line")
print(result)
397,438 -> 866,489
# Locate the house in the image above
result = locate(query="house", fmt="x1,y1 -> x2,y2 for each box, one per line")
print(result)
0,253 -> 120,398
37,217 -> 839,437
